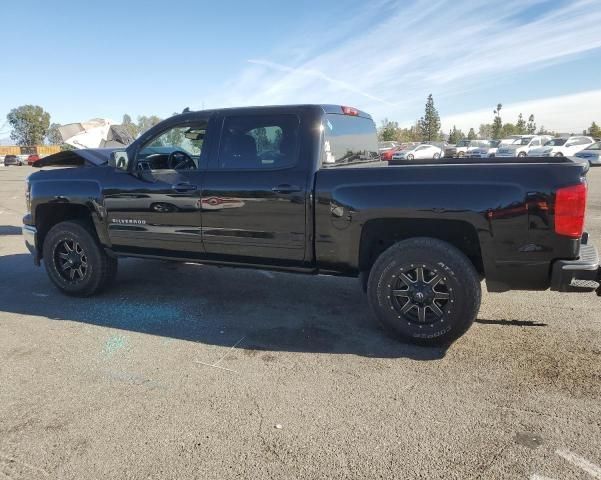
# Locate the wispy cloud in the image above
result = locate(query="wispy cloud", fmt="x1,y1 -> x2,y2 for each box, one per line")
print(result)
208,0 -> 601,127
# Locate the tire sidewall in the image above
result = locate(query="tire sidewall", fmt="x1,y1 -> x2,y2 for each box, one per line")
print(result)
43,223 -> 102,295
368,241 -> 479,344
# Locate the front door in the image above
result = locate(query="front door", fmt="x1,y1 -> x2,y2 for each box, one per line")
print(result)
104,119 -> 212,257
200,113 -> 308,264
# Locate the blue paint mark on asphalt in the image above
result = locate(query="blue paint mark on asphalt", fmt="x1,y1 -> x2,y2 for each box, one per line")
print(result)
103,335 -> 128,356
88,301 -> 183,331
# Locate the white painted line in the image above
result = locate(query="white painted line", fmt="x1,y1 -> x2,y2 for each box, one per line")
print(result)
556,449 -> 601,479
194,361 -> 238,374
530,475 -> 557,480
213,336 -> 246,366
259,270 -> 275,278
32,293 -> 49,297
193,336 -> 245,374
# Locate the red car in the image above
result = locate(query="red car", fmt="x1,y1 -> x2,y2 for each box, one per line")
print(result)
380,146 -> 402,161
27,154 -> 40,165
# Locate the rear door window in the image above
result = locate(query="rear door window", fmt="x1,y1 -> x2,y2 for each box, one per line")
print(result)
322,114 -> 379,167
218,114 -> 299,170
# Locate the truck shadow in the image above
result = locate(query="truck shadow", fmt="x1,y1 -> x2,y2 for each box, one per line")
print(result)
0,253 -> 446,360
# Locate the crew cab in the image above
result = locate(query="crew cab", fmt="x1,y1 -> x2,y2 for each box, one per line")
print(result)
22,105 -> 600,345
496,135 -> 553,157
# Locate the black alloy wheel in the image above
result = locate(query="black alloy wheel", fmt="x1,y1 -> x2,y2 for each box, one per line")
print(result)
389,264 -> 452,326
367,237 -> 481,345
53,239 -> 88,283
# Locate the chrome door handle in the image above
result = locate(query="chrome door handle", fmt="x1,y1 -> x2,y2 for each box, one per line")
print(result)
272,184 -> 301,194
172,183 -> 197,192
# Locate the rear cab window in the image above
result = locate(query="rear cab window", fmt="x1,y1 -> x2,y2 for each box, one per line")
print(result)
321,112 -> 379,168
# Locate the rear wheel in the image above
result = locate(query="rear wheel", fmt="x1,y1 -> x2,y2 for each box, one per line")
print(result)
554,152 -> 563,157
518,152 -> 527,157
43,220 -> 117,296
433,152 -> 440,159
367,237 -> 481,345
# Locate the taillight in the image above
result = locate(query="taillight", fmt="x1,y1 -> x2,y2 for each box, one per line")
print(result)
341,106 -> 359,116
554,183 -> 587,238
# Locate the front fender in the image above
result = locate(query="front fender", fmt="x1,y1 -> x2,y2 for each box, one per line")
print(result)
30,179 -> 110,247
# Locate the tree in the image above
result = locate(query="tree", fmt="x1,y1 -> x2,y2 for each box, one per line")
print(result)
492,103 -> 503,139
448,125 -> 465,144
6,105 -> 51,145
46,123 -> 63,144
378,118 -> 400,141
137,115 -> 162,134
467,128 -> 477,140
417,94 -> 441,141
478,123 -> 493,139
122,114 -> 139,138
516,113 -> 526,134
501,123 -> 517,138
526,114 -> 536,135
588,121 -> 601,138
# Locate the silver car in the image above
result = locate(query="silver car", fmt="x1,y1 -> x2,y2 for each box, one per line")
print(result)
391,143 -> 443,162
575,141 -> 601,165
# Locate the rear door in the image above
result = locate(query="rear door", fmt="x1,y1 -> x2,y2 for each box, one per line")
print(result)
200,112 -> 309,264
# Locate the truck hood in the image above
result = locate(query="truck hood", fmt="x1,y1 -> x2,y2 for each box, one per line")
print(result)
33,148 -> 116,168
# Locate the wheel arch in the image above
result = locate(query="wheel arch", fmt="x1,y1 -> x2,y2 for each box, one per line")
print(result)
35,202 -> 109,260
358,218 -> 483,276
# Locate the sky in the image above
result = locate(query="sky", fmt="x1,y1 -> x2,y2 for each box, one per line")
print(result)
1,0 -> 601,139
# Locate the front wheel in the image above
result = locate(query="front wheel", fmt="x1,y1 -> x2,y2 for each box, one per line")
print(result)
518,152 -> 527,158
367,237 -> 481,345
433,152 -> 440,159
554,152 -> 563,157
43,220 -> 117,296
406,154 -> 414,160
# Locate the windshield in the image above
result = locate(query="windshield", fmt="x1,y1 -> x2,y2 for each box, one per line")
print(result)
456,140 -> 470,147
587,141 -> 601,150
514,138 -> 532,145
544,138 -> 567,146
490,140 -> 501,147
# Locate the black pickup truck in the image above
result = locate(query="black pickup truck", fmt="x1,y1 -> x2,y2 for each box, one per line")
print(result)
22,104 -> 600,345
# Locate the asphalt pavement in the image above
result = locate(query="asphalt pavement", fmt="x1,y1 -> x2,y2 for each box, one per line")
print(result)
1,164 -> 600,479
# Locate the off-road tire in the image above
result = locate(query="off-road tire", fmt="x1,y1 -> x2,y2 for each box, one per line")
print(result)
367,237 -> 481,346
43,220 -> 117,296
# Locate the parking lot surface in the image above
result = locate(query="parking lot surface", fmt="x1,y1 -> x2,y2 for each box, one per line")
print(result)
1,164 -> 600,479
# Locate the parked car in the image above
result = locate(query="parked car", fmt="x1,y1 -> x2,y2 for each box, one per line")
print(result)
3,154 -> 23,166
378,141 -> 399,154
22,104 -> 600,347
468,140 -> 501,158
444,139 -> 488,158
390,143 -> 443,162
380,145 -> 403,161
575,141 -> 601,166
495,135 -> 553,157
27,154 -> 40,165
529,136 -> 594,157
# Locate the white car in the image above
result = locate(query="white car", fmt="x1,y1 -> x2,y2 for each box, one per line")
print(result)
575,141 -> 601,165
391,144 -> 443,161
468,140 -> 501,158
495,135 -> 553,158
528,136 -> 594,157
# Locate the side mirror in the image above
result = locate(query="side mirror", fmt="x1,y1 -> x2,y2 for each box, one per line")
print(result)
109,151 -> 130,171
